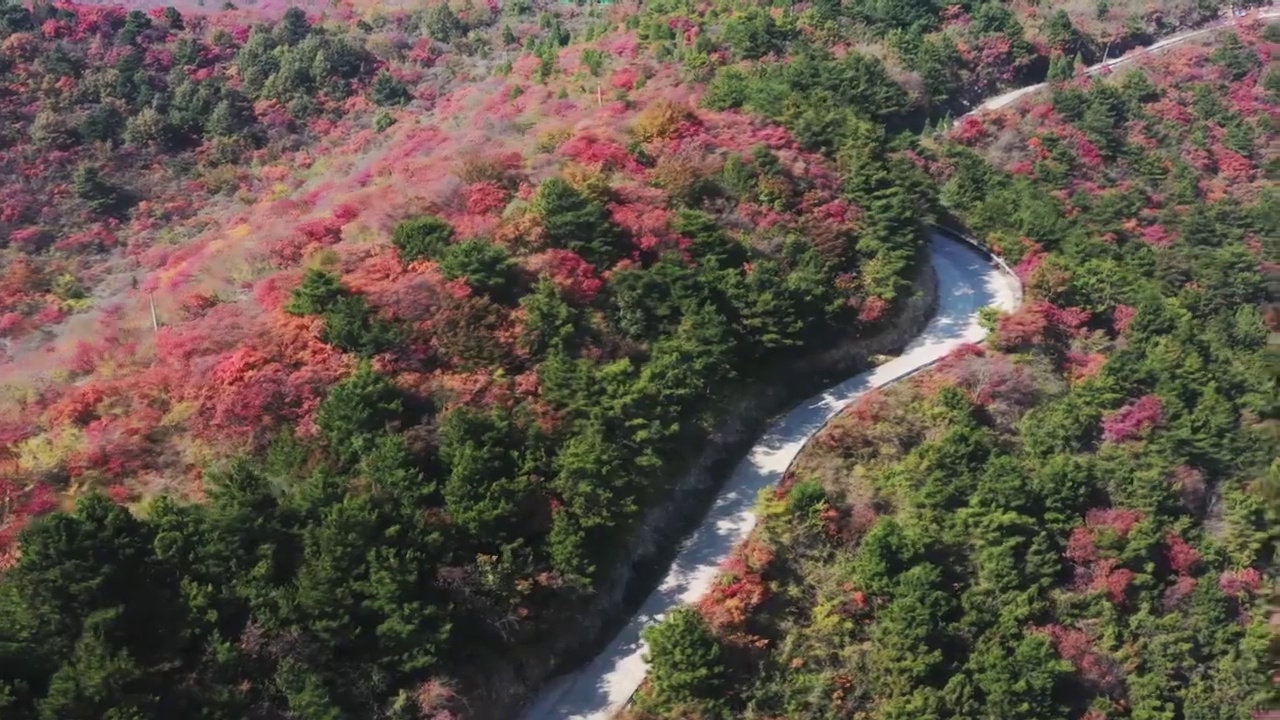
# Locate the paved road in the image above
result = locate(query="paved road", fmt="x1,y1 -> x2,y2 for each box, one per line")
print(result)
519,9 -> 1278,718
981,6 -> 1280,112
520,234 -> 1020,720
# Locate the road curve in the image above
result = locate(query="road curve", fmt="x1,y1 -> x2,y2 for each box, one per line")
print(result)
521,234 -> 1020,720
520,10 -> 1279,717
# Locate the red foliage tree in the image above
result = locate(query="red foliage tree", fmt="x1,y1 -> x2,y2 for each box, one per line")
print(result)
526,250 -> 604,303
1165,533 -> 1200,575
994,301 -> 1052,350
1084,507 -> 1145,537
1101,395 -> 1163,443
1034,624 -> 1124,695
1065,526 -> 1099,564
1218,568 -> 1262,598
1163,575 -> 1198,610
1111,304 -> 1136,334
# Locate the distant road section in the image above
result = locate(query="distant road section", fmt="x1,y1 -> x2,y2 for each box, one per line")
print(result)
980,6 -> 1280,112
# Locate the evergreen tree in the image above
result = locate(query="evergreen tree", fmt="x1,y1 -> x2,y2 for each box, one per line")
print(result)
518,279 -> 577,360
316,363 -> 404,467
119,9 -> 151,45
839,130 -> 926,300
425,3 -> 464,42
970,633 -> 1071,720
370,70 -> 411,106
437,405 -> 533,542
1044,9 -> 1078,53
392,215 -> 455,264
320,294 -> 401,357
1047,53 -> 1075,83
276,6 -> 310,46
72,166 -> 126,216
287,269 -> 347,316
438,240 -> 519,301
532,177 -> 621,267
638,607 -> 727,713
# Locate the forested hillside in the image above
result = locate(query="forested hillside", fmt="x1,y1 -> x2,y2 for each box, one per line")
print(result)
0,0 -> 1273,717
0,0 -> 931,715
634,23 -> 1278,720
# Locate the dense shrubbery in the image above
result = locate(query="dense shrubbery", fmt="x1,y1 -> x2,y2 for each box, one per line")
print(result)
636,27 -> 1277,720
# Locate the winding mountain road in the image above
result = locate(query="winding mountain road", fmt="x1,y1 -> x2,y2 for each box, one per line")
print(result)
521,234 -> 1020,720
519,9 -> 1276,718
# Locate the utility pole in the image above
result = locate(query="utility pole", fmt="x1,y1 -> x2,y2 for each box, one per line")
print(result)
149,293 -> 159,331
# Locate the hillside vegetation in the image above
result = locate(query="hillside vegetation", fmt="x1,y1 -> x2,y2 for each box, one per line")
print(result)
634,23 -> 1279,720
0,0 -> 1273,717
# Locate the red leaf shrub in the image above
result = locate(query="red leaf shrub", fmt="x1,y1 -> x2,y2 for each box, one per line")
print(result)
609,66 -> 639,91
1067,508 -> 1147,598
1139,224 -> 1176,248
559,132 -> 642,173
995,302 -> 1052,350
464,182 -> 510,215
698,539 -> 774,632
18,484 -> 58,518
0,312 -> 23,338
1218,568 -> 1262,598
1111,304 -> 1136,334
1163,575 -> 1198,610
1066,526 -> 1099,564
1034,624 -> 1124,695
857,296 -> 889,324
1095,562 -> 1134,604
1101,395 -> 1163,443
526,250 -> 604,303
1165,533 -> 1200,575
66,418 -> 154,480
952,115 -> 990,145
1084,508 -> 1145,537
1065,351 -> 1106,382
993,299 -> 1092,350
46,384 -> 106,426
